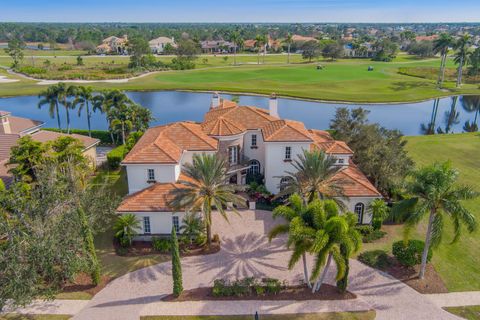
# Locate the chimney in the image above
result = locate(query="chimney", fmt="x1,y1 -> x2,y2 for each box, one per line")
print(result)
269,93 -> 279,118
0,112 -> 11,134
211,92 -> 220,109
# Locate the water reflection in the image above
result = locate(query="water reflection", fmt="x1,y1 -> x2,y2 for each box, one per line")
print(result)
461,96 -> 480,132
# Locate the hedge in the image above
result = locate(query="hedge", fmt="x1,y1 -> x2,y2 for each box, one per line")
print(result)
392,240 -> 432,267
358,250 -> 390,270
107,145 -> 127,169
43,128 -> 117,145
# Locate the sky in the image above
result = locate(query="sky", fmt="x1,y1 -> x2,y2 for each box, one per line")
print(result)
1,0 -> 479,23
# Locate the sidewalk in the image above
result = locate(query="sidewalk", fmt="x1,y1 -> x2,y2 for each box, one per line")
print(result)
426,291 -> 480,307
2,300 -> 89,316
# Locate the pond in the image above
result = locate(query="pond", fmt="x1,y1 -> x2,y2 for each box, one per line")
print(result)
0,91 -> 479,136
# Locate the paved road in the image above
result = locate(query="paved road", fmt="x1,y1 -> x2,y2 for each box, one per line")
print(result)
72,210 -> 460,320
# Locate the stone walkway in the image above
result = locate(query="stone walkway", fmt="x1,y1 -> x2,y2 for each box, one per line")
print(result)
6,210 -> 467,319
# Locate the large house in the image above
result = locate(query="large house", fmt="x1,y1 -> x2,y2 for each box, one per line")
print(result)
200,40 -> 237,54
96,35 -> 128,54
149,37 -> 176,54
117,94 -> 382,239
0,111 -> 100,187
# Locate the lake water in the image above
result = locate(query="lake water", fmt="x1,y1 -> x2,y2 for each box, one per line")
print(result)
0,91 -> 478,136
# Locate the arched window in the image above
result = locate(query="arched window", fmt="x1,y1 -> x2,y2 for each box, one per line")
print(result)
354,203 -> 365,224
248,160 -> 261,175
279,176 -> 293,192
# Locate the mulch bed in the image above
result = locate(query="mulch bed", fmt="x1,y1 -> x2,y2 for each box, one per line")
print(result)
114,240 -> 220,257
162,284 -> 356,302
383,258 -> 448,294
61,273 -> 112,297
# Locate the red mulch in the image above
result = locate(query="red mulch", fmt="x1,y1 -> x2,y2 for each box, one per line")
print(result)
162,284 -> 356,302
61,273 -> 112,297
114,239 -> 220,257
384,258 -> 448,294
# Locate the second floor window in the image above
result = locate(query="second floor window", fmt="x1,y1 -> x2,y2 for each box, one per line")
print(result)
285,146 -> 291,160
147,169 -> 155,182
228,146 -> 239,165
251,134 -> 257,147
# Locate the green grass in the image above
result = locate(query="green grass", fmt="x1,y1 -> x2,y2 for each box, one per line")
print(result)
0,315 -> 71,320
0,54 -> 478,102
360,133 -> 480,291
444,305 -> 480,319
141,311 -> 376,320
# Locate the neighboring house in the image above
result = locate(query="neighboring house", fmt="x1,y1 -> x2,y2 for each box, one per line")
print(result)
0,111 -> 100,187
96,35 -> 128,54
149,37 -> 176,54
200,40 -> 237,54
117,94 -> 382,239
415,35 -> 439,42
343,43 -> 375,58
291,35 -> 318,43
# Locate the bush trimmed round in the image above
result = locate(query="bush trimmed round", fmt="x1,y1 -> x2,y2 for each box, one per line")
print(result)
392,240 -> 432,267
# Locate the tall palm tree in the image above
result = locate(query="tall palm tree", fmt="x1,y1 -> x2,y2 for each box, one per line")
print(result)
74,86 -> 94,137
54,83 -> 77,134
168,154 -> 246,246
393,162 -> 477,279
284,33 -> 293,64
279,149 -> 348,206
433,33 -> 453,88
229,31 -> 242,66
102,90 -> 134,144
255,34 -> 267,65
38,86 -> 62,131
109,103 -> 133,145
453,34 -> 472,87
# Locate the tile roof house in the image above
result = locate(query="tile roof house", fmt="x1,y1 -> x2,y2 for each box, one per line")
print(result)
96,35 -> 128,54
149,37 -> 177,54
118,93 -> 382,239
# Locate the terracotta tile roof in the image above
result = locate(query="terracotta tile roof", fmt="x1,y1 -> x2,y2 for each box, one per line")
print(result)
30,131 -> 100,150
243,39 -> 257,48
0,111 -> 10,117
123,122 -> 218,164
0,114 -> 43,135
201,116 -> 246,136
117,182 -> 184,212
309,129 -> 353,154
292,35 -> 318,42
0,134 -> 20,162
204,105 -> 277,132
333,165 -> 381,197
0,159 -> 13,188
262,120 -> 313,142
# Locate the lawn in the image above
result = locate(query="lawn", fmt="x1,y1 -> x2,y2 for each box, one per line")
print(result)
361,133 -> 480,292
444,305 -> 480,320
0,54 -> 479,102
0,315 -> 71,320
140,311 -> 376,320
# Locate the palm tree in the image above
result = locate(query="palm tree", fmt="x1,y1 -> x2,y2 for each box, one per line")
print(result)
453,34 -> 472,87
38,86 -> 62,131
393,162 -> 477,279
433,33 -> 453,88
284,33 -> 293,64
421,98 -> 440,135
113,213 -> 140,247
102,90 -> 134,144
443,96 -> 460,133
74,86 -> 94,137
109,105 -> 133,145
180,212 -> 205,244
229,31 -> 242,66
279,149 -> 348,206
255,34 -> 267,64
467,47 -> 480,81
54,83 -> 77,134
168,154 -> 246,246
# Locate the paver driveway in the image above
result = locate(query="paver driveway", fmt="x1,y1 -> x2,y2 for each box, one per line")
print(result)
73,210 -> 460,320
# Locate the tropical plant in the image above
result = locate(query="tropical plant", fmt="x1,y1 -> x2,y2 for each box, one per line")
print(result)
229,31 -> 242,65
113,213 -> 140,247
168,154 -> 246,246
7,136 -> 47,181
180,212 -> 205,244
467,47 -> 480,78
368,198 -> 389,230
255,34 -> 267,64
433,33 -> 453,88
74,86 -> 95,137
284,33 -> 293,64
38,86 -> 62,131
278,149 -> 347,206
453,34 -> 472,87
171,227 -> 183,297
5,35 -> 25,68
392,162 -> 477,279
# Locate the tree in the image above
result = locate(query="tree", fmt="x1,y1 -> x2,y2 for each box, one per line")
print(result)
171,227 -> 183,297
372,39 -> 398,62
5,35 -> 25,68
229,31 -> 242,65
180,212 -> 204,244
38,86 -> 62,131
433,33 -> 453,88
467,47 -> 480,79
301,41 -> 320,62
453,34 -> 472,87
169,154 -> 245,246
255,34 -> 267,64
368,198 -> 389,230
407,41 -> 434,58
322,42 -> 344,61
49,136 -> 87,167
284,33 -> 293,64
279,149 -> 347,206
7,136 -> 46,181
113,214 -> 140,247
393,162 -> 477,279
128,35 -> 150,68
74,86 -> 95,136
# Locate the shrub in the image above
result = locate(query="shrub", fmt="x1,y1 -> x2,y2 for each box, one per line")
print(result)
16,66 -> 47,74
58,64 -> 73,71
358,250 -> 390,269
152,237 -> 171,253
355,225 -> 386,243
212,277 -> 282,297
263,278 -> 282,295
116,246 -> 128,256
107,145 -> 127,169
392,240 -> 432,267
43,128 -> 115,145
170,57 -> 196,70
0,178 -> 5,191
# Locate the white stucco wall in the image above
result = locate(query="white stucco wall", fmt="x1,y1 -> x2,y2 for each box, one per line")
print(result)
127,211 -> 186,241
264,142 -> 311,193
180,151 -> 217,167
339,196 -> 381,224
243,130 -> 266,174
125,164 -> 177,194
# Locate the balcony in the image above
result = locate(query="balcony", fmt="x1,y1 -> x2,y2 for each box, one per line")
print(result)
227,153 -> 251,173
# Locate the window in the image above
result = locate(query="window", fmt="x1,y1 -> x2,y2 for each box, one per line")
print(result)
143,216 -> 151,234
354,203 -> 365,224
279,176 -> 293,192
285,146 -> 292,160
172,216 -> 180,233
228,146 -> 239,165
251,134 -> 257,147
338,158 -> 345,164
248,160 -> 260,175
147,169 -> 155,182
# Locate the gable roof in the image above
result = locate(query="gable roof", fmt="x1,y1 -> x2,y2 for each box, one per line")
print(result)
0,159 -> 13,188
117,182 -> 183,212
0,111 -> 43,135
333,164 -> 381,197
309,129 -> 353,154
262,120 -> 313,142
30,131 -> 100,150
0,134 -> 20,162
149,37 -> 175,45
122,122 -> 218,164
